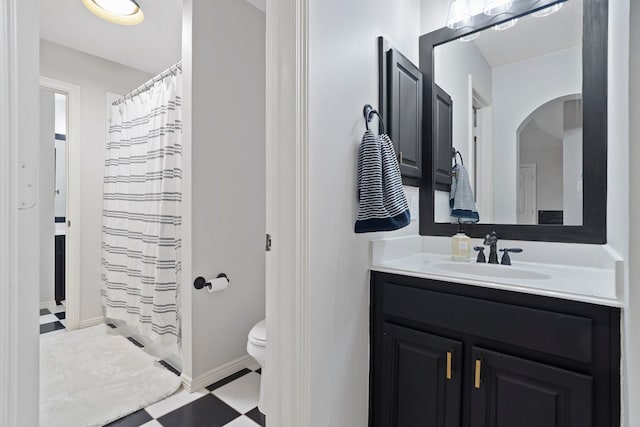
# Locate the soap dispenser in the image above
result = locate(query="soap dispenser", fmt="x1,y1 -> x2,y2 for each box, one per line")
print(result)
451,223 -> 471,261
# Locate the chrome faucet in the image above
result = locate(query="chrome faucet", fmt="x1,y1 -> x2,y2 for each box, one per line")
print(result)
483,231 -> 499,264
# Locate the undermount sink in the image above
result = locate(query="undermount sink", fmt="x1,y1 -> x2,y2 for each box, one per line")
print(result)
433,262 -> 551,280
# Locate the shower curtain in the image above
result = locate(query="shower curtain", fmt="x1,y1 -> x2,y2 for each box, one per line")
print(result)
102,72 -> 182,343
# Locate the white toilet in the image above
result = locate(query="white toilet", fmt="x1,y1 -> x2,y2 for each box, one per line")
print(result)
247,319 -> 267,414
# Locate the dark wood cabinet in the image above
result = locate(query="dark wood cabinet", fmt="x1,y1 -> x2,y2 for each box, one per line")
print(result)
370,272 -> 620,427
376,323 -> 462,427
388,49 -> 423,181
470,347 -> 593,427
433,84 -> 453,191
55,235 -> 65,304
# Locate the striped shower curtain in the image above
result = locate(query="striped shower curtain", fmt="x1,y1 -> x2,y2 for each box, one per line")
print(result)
102,72 -> 182,343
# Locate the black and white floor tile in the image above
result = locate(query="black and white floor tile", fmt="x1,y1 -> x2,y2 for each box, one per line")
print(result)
39,306 -> 265,427
109,369 -> 265,427
40,302 -> 66,335
105,367 -> 265,427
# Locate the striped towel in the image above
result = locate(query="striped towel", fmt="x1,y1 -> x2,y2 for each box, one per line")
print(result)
450,163 -> 479,223
355,130 -> 410,233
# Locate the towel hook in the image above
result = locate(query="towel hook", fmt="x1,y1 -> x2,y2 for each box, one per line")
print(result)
363,104 -> 386,134
452,147 -> 464,166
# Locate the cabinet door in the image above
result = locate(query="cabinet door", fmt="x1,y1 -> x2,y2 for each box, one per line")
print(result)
433,84 -> 453,191
55,235 -> 65,303
377,323 -> 462,427
470,347 -> 593,427
388,49 -> 423,180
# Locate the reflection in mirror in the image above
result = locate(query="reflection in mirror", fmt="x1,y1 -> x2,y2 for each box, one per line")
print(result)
54,93 -> 67,221
517,95 -> 582,225
433,0 -> 583,225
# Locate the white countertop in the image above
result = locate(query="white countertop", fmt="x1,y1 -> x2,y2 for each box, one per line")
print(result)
370,236 -> 623,307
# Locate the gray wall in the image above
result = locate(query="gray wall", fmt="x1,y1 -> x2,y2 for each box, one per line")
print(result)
40,40 -> 153,321
183,0 -> 266,380
519,125 -> 564,212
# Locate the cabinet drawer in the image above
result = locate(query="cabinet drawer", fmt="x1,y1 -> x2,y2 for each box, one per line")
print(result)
383,283 -> 593,363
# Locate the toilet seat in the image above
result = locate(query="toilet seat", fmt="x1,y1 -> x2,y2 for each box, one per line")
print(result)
248,319 -> 266,347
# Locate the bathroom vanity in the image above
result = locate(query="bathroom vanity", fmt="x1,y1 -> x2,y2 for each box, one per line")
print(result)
370,0 -> 621,423
368,238 -> 622,427
369,271 -> 620,427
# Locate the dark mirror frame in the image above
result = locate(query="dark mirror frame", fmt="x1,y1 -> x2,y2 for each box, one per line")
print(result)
418,0 -> 607,243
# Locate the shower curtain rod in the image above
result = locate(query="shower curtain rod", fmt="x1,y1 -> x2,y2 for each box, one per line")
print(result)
112,60 -> 182,106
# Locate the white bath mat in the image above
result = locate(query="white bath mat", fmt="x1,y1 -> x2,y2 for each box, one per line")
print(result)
40,323 -> 181,427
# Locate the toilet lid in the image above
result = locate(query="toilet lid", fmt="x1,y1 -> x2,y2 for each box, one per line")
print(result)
249,319 -> 266,346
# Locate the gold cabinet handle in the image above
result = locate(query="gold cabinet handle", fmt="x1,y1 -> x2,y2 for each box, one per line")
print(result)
446,351 -> 452,380
474,359 -> 482,389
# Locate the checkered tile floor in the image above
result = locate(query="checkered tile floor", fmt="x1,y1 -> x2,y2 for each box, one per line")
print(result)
39,307 -> 265,427
105,367 -> 265,427
40,303 -> 66,335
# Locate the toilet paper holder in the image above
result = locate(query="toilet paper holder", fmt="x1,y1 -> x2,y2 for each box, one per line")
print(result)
193,273 -> 229,291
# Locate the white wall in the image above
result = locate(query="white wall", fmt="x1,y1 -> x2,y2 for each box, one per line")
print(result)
562,100 -> 583,226
308,1 -> 420,425
40,40 -> 153,321
433,40 -> 492,223
435,39 -> 492,163
54,138 -> 66,218
491,46 -> 581,223
54,94 -> 67,218
182,0 -> 266,381
421,0 -> 474,224
421,0 -> 450,34
54,94 -> 66,134
520,130 -> 563,212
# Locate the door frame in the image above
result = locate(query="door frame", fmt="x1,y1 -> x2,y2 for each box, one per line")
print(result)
1,0 -> 40,425
39,76 -> 81,331
469,75 -> 493,223
265,0 -> 311,425
3,1 -> 314,426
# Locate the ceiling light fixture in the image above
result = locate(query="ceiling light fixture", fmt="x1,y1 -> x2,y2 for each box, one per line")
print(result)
81,0 -> 144,25
483,0 -> 513,16
446,0 -> 472,29
493,18 -> 518,30
532,3 -> 563,17
459,32 -> 480,42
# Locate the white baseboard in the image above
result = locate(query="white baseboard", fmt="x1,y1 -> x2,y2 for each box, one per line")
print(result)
77,316 -> 106,329
181,355 -> 255,392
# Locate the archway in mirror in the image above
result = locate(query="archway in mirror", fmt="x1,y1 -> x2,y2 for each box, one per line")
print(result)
516,94 -> 583,226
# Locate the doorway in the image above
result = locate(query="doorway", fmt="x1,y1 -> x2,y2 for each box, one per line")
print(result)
469,77 -> 494,224
39,77 -> 81,332
517,163 -> 537,224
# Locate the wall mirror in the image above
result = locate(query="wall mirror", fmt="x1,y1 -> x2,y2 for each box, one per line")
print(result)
419,0 -> 607,243
54,92 -> 67,223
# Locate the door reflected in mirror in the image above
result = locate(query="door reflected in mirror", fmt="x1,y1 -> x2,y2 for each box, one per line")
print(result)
433,0 -> 583,225
517,95 -> 582,225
